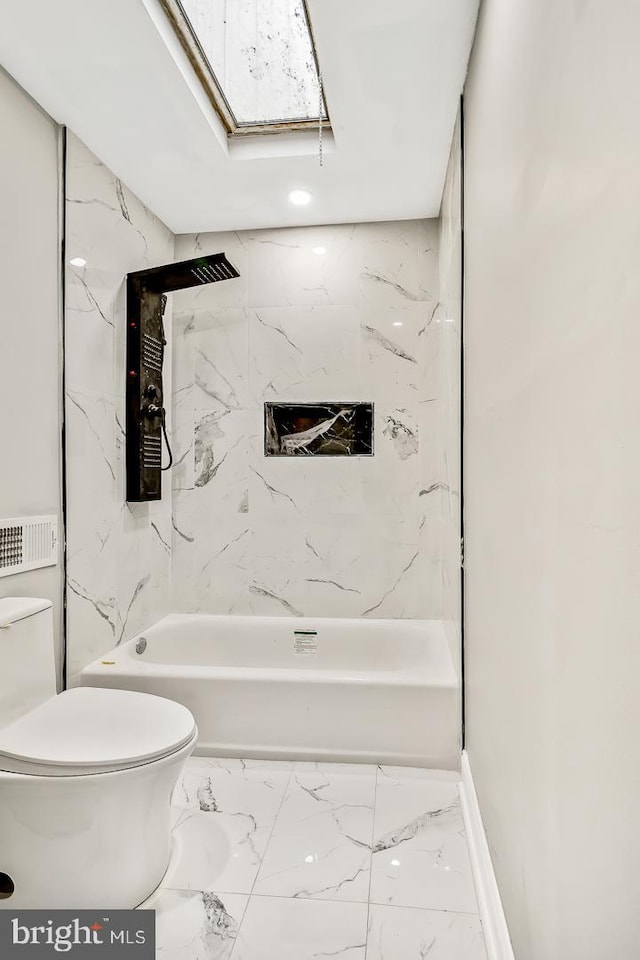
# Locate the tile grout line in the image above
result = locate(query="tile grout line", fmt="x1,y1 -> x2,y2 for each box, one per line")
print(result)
243,759 -> 296,889
155,883 -> 483,918
364,764 -> 381,959
204,758 -> 295,960
172,756 -> 296,960
190,757 -> 256,945
227,760 -> 296,960
164,759 -> 483,958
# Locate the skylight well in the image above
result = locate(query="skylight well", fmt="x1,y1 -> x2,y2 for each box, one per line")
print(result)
163,0 -> 328,135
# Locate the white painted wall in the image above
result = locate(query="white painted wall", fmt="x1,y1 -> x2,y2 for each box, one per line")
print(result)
463,1 -> 640,956
0,68 -> 63,683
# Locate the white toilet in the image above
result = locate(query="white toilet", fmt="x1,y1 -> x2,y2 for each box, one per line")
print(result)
0,597 -> 197,909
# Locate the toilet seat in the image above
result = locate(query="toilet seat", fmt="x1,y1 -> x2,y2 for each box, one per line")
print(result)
0,686 -> 197,776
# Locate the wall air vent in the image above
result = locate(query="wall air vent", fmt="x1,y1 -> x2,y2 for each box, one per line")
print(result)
0,516 -> 58,578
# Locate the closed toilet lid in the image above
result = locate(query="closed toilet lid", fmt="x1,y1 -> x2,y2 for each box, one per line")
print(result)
0,687 -> 196,775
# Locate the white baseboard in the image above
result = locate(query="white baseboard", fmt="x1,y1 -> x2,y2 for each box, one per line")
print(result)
459,750 -> 515,960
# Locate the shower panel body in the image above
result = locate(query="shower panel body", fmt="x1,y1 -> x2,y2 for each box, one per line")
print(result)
125,253 -> 239,502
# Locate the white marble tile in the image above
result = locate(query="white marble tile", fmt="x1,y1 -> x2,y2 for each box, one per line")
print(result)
171,321 -> 197,492
246,225 -> 361,308
149,759 -> 483,960
248,305 -> 362,404
182,511 -> 251,615
247,516 -> 361,618
253,762 -> 376,902
246,513 -> 432,620
357,220 -> 439,306
356,520 -> 430,620
172,383 -> 197,493
66,389 -> 121,505
143,887 -> 248,960
66,478 -> 172,678
66,577 -> 120,684
170,219 -> 447,623
370,767 -> 478,913
359,304 -> 429,407
161,808 -> 256,894
163,758 -> 292,894
66,146 -> 164,279
367,904 -> 487,960
229,895 -> 368,960
65,133 -> 174,677
194,409 -> 249,507
65,269 -> 117,398
247,519 -> 317,617
174,757 -> 294,802
358,407 -> 422,522
193,310 -> 250,413
171,488 -> 198,612
117,505 -> 173,639
248,442 -> 366,521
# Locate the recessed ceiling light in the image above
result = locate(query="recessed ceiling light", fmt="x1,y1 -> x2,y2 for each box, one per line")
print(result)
69,257 -> 87,267
393,321 -> 403,327
312,246 -> 327,256
289,189 -> 312,206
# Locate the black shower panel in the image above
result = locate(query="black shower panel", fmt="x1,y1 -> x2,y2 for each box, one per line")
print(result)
125,253 -> 239,502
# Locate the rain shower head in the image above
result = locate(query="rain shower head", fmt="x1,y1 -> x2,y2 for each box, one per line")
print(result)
128,252 -> 239,293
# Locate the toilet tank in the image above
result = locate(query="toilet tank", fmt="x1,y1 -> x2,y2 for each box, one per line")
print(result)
0,598 -> 57,728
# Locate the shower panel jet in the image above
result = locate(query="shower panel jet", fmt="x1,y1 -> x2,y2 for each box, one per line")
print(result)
125,253 -> 239,502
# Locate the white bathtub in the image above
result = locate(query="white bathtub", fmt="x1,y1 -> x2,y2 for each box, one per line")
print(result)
81,615 -> 460,769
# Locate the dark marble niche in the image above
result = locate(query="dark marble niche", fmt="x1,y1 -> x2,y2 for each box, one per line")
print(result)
265,403 -> 374,457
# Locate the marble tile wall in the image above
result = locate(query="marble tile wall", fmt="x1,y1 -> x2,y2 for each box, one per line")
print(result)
437,111 -> 463,678
65,133 -> 175,683
171,220 -> 451,619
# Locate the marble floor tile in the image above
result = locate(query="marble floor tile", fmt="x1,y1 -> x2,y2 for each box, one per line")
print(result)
145,887 -> 248,960
163,758 -> 292,894
252,762 -> 376,902
142,758 -> 486,958
229,895 -> 368,960
367,904 -> 487,960
173,756 -> 294,801
369,766 -> 478,913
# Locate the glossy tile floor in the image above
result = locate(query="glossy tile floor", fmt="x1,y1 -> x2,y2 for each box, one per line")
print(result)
141,758 -> 487,959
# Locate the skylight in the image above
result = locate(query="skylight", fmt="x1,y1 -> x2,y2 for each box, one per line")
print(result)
164,0 -> 328,134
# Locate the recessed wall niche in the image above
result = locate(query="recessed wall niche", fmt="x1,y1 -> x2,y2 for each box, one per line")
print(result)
264,403 -> 374,457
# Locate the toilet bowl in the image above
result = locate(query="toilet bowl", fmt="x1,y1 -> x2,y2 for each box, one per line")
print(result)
0,598 -> 197,909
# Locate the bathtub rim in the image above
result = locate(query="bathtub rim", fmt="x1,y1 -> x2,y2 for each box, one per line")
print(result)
80,613 -> 458,691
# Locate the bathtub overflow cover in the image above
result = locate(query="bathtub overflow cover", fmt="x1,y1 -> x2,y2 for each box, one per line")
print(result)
135,637 -> 147,655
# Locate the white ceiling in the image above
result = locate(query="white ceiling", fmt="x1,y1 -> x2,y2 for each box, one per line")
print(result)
0,0 -> 478,233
